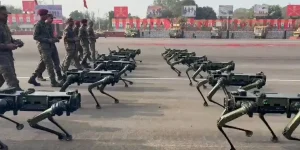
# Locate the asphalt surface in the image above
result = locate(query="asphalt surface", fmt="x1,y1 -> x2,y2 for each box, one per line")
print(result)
1,36 -> 300,150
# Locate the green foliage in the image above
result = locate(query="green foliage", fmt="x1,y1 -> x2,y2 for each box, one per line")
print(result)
69,10 -> 85,20
233,4 -> 298,19
69,10 -> 104,30
128,13 -> 140,19
152,0 -> 217,19
4,5 -> 22,14
268,5 -> 282,19
196,7 -> 217,19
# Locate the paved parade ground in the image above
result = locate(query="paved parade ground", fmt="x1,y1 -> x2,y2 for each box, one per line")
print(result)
1,36 -> 300,150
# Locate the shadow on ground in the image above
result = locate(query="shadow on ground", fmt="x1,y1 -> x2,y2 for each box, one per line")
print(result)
76,96 -> 165,119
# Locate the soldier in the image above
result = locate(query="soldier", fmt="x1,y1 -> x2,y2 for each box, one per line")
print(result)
35,14 -> 63,81
73,20 -> 83,60
61,18 -> 82,72
87,21 -> 99,62
0,6 -> 22,90
28,9 -> 61,87
79,19 -> 90,68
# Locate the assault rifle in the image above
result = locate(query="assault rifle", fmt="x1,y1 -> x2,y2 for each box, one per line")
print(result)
196,72 -> 266,107
109,48 -> 142,63
59,65 -> 132,109
166,52 -> 196,64
162,48 -> 188,61
161,47 -> 187,57
186,61 -> 235,85
117,46 -> 141,55
96,53 -> 130,61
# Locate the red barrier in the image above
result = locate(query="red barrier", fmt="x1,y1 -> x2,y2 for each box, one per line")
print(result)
104,32 -> 125,37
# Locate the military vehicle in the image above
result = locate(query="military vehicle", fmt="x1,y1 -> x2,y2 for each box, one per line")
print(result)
254,26 -> 269,39
293,27 -> 300,37
124,28 -> 140,37
94,30 -> 106,38
210,26 -> 222,39
169,24 -> 184,38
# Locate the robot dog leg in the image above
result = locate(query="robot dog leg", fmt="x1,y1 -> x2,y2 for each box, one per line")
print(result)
27,101 -> 73,141
170,60 -> 183,76
192,64 -> 205,82
217,102 -> 255,150
186,65 -> 195,86
283,109 -> 300,141
88,76 -> 119,109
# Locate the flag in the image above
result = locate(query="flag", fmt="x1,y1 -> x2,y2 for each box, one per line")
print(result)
83,0 -> 88,8
34,0 -> 38,5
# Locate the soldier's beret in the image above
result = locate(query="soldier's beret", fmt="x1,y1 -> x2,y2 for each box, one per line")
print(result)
66,18 -> 74,23
81,19 -> 88,24
37,9 -> 48,16
75,21 -> 81,25
47,14 -> 55,18
0,6 -> 11,14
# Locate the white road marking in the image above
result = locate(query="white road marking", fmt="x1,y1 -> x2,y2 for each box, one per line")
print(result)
16,77 -> 300,82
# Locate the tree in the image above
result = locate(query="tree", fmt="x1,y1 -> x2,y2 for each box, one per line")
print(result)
153,0 -> 180,11
195,7 -> 217,19
181,0 -> 197,6
128,13 -> 140,19
69,11 -> 103,30
281,6 -> 287,19
233,8 -> 251,19
69,10 -> 85,20
107,11 -> 114,30
4,5 -> 22,14
267,5 -> 282,19
160,9 -> 174,18
153,0 -> 181,17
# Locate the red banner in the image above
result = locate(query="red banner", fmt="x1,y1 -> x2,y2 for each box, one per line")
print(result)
287,5 -> 300,17
112,18 -> 300,30
22,0 -> 37,13
7,14 -> 35,25
114,6 -> 128,18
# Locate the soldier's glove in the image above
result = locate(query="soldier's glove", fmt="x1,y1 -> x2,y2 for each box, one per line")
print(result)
14,39 -> 24,48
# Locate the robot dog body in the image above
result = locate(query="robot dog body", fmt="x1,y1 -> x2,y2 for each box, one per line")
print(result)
196,72 -> 266,107
218,89 -> 300,150
96,54 -> 131,61
0,88 -> 81,149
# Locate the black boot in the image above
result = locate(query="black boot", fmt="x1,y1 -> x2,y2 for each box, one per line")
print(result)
51,80 -> 62,87
28,73 -> 41,86
57,72 -> 63,81
15,86 -> 23,91
81,61 -> 90,68
37,74 -> 46,81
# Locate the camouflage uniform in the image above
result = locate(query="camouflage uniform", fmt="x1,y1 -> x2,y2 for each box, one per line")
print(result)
61,23 -> 82,72
79,22 -> 90,67
36,19 -> 63,81
73,25 -> 83,59
0,21 -> 21,90
87,21 -> 97,62
29,18 -> 61,87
